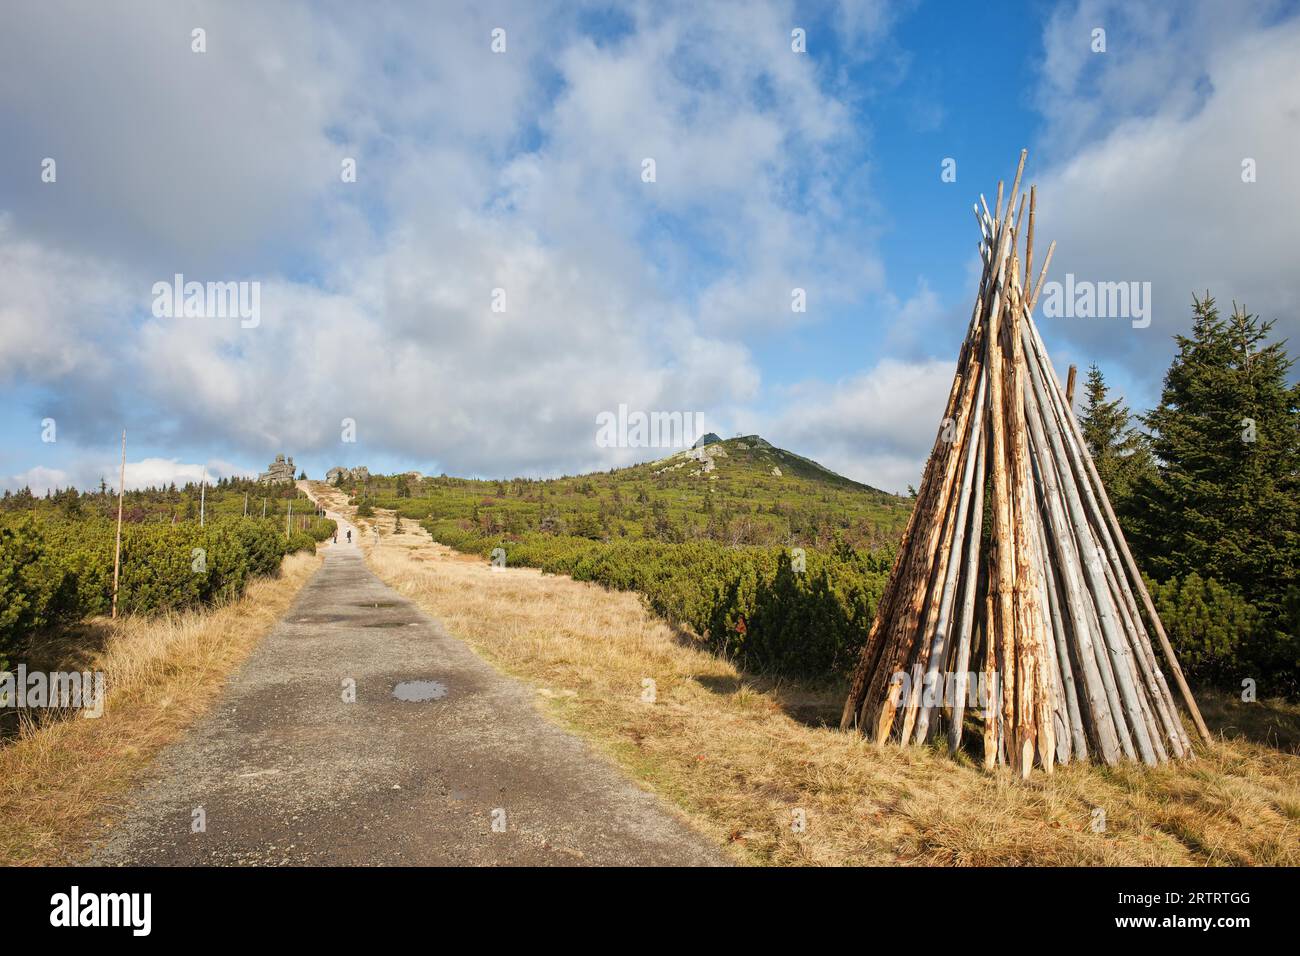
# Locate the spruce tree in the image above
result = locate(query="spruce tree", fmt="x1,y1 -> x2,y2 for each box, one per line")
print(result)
1132,294 -> 1300,624
1078,363 -> 1155,510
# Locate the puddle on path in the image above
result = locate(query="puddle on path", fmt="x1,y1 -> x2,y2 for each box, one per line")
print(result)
392,680 -> 449,702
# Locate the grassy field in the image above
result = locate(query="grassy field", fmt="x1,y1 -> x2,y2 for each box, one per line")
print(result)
0,550 -> 321,865
323,485 -> 1300,866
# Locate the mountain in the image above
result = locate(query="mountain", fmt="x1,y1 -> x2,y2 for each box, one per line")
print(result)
351,435 -> 912,550
653,435 -> 890,492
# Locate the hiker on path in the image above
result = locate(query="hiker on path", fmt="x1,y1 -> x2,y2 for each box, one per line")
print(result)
346,529 -> 352,544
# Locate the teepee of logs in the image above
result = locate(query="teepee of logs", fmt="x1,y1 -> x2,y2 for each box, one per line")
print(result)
840,150 -> 1210,777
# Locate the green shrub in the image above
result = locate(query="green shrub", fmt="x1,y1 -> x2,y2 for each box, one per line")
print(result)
0,520 -> 82,668
1149,573 -> 1259,687
0,514 -> 314,664
287,531 -> 317,555
303,518 -> 337,542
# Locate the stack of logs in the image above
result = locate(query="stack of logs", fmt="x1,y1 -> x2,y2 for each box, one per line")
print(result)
840,151 -> 1211,776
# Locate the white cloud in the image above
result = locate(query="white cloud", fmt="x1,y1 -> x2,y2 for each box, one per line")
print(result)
2,457 -> 253,495
5,466 -> 71,496
764,358 -> 955,493
119,457 -> 254,491
0,0 -> 889,481
1031,1 -> 1300,387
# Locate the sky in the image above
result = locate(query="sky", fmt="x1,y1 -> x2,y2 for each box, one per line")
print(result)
1,0 -> 1298,495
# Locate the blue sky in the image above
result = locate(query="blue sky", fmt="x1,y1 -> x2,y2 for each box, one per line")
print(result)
2,0 -> 1298,494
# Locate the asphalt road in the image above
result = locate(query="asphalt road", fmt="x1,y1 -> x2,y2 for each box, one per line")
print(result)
92,520 -> 723,866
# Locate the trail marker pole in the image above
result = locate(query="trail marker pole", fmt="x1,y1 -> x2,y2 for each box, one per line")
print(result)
110,429 -> 126,620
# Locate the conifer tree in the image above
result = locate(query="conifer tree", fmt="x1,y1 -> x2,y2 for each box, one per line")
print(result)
1078,363 -> 1155,511
1132,294 -> 1300,626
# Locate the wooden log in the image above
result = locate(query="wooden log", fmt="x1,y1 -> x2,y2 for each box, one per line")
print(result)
1023,314 -> 1208,746
1028,240 -> 1056,314
858,217 -> 1012,741
1024,376 -> 1090,761
947,417 -> 988,755
1032,467 -> 1081,763
1024,186 -> 1036,298
985,293 -> 1018,770
1064,460 -> 1157,761
899,463 -> 967,743
1005,278 -> 1052,775
841,249 -> 996,732
1101,556 -> 1171,761
913,363 -> 987,744
1024,317 -> 1196,759
982,575 -> 999,768
901,352 -> 994,746
1022,326 -> 1148,761
871,330 -> 986,743
1080,485 -> 1190,756
1019,327 -> 1123,763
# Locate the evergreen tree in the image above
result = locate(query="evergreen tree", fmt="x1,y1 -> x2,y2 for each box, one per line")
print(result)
1131,294 -> 1300,624
1078,364 -> 1155,510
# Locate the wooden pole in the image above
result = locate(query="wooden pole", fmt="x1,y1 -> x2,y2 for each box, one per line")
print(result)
914,364 -> 986,744
843,149 -> 1201,771
1065,364 -> 1078,408
1020,325 -> 1122,763
1006,271 -> 1053,775
110,429 -> 126,620
1024,315 -> 1210,744
1021,322 -> 1157,764
841,284 -> 990,732
947,392 -> 988,754
1028,240 -> 1056,315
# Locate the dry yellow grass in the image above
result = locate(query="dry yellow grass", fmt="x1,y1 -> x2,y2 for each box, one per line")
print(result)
327,487 -> 1300,866
0,551 -> 321,865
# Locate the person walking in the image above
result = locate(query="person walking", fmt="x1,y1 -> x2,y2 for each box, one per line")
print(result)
346,529 -> 352,544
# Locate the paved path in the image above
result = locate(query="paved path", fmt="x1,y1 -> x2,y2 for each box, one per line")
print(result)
93,517 -> 723,866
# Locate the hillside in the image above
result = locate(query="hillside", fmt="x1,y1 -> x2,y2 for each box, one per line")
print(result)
346,435 -> 911,551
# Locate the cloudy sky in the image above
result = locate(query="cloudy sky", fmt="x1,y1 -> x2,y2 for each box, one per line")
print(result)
2,0 -> 1297,495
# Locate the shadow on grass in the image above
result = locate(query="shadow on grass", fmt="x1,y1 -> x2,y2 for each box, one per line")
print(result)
661,621 -> 850,729
0,619 -> 114,743
1196,688 -> 1300,754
